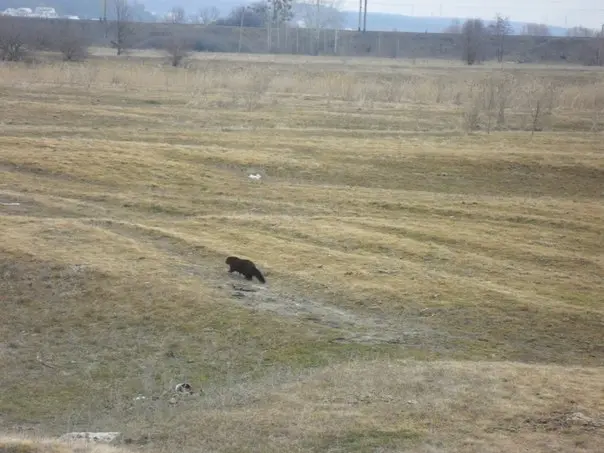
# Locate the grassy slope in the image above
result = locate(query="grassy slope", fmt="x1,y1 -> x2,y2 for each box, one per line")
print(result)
1,54 -> 603,452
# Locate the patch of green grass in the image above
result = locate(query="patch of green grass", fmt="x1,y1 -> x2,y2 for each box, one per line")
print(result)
310,428 -> 423,452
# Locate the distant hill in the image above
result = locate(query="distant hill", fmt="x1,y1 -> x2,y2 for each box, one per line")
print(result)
339,11 -> 569,36
142,0 -> 570,36
143,0 -> 239,16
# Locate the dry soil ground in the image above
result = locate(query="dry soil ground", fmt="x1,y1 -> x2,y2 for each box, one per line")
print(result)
1,51 -> 603,452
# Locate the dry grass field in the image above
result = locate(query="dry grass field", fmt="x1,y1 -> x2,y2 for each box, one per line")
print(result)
1,51 -> 603,452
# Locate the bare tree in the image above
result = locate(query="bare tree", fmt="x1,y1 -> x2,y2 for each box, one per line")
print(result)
195,6 -> 220,24
488,13 -> 512,62
268,0 -> 294,24
521,23 -> 551,36
0,18 -> 28,61
297,0 -> 345,30
217,3 -> 267,27
169,6 -> 186,24
162,35 -> 192,66
111,0 -> 134,55
55,21 -> 90,61
264,0 -> 294,51
443,18 -> 461,34
598,26 -> 604,66
461,18 -> 486,65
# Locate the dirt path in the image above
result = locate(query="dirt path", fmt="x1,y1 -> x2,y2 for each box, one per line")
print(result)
95,220 -> 435,346
1,188 -> 435,347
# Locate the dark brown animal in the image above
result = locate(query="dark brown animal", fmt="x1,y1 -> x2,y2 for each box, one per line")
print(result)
225,256 -> 266,283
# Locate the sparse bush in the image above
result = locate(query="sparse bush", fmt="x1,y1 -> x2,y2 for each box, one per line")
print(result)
462,100 -> 482,133
488,14 -> 512,63
195,6 -> 220,25
495,74 -> 514,128
162,35 -> 193,67
243,68 -> 273,111
459,72 -> 519,133
55,22 -> 90,61
461,18 -> 486,65
111,0 -> 135,56
0,18 -> 29,61
169,6 -> 187,24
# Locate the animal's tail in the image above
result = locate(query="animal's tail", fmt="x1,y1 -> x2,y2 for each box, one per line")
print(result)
253,267 -> 266,283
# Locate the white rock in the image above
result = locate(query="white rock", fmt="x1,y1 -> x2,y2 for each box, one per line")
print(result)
59,432 -> 121,443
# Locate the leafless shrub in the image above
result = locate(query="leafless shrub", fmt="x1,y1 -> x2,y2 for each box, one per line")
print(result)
590,109 -> 603,132
523,80 -> 556,134
244,68 -> 273,111
462,82 -> 482,133
55,22 -> 90,61
462,102 -> 481,133
590,85 -> 604,132
32,21 -> 55,51
461,18 -> 486,65
0,18 -> 29,61
481,77 -> 497,133
531,100 -> 542,136
479,72 -> 516,131
495,74 -> 514,128
488,14 -> 512,63
111,0 -> 135,56
195,6 -> 220,25
162,35 -> 193,67
169,6 -> 187,24
460,72 -> 517,133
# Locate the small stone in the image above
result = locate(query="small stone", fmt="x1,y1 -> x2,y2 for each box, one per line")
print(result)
59,432 -> 121,444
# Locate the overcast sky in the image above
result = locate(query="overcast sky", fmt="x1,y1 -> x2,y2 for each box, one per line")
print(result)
340,0 -> 604,29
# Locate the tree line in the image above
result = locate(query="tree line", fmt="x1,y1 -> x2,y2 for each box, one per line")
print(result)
443,14 -> 604,65
1,2 -> 603,67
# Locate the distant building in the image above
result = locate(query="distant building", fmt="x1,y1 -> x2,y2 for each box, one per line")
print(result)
2,6 -> 60,19
34,7 -> 58,18
2,7 -> 32,16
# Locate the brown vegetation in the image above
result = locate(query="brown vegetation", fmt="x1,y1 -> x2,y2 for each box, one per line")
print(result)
0,51 -> 602,452
0,15 -> 603,65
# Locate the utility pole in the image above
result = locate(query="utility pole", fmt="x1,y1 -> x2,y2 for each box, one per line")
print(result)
103,0 -> 107,38
600,24 -> 604,65
315,0 -> 321,55
363,0 -> 367,32
358,0 -> 362,31
238,7 -> 247,53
